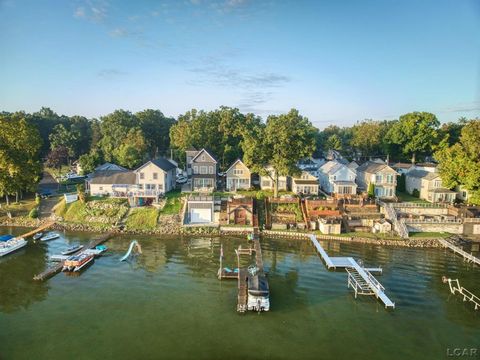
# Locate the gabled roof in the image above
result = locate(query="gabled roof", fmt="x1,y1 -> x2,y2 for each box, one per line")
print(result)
94,163 -> 127,172
357,161 -> 395,174
226,159 -> 250,174
392,162 -> 414,169
320,161 -> 347,175
135,158 -> 177,173
407,170 -> 440,180
90,170 -> 136,185
191,148 -> 218,163
347,161 -> 359,169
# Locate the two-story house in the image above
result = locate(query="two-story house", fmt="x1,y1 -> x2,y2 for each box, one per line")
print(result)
318,160 -> 357,196
225,159 -> 251,191
260,165 -> 289,191
88,158 -> 177,205
356,161 -> 397,199
190,149 -> 218,192
406,170 -> 457,203
291,171 -> 319,195
185,148 -> 199,178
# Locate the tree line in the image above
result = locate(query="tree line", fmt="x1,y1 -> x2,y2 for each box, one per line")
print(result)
0,107 -> 477,203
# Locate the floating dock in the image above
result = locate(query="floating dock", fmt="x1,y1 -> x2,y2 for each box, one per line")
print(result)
33,232 -> 113,281
438,238 -> 480,266
308,234 -> 395,309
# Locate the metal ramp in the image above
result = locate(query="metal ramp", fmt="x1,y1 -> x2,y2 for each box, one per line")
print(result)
308,234 -> 395,309
439,239 -> 480,266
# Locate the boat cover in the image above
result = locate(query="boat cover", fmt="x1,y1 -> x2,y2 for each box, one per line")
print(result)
0,235 -> 14,242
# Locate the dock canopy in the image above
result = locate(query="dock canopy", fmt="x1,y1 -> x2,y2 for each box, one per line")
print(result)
0,235 -> 14,242
248,274 -> 269,296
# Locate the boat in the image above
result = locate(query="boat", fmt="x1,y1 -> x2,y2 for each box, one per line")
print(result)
61,244 -> 83,255
0,237 -> 28,257
33,232 -> 43,240
40,232 -> 60,242
0,234 -> 14,242
62,253 -> 94,272
247,274 -> 270,312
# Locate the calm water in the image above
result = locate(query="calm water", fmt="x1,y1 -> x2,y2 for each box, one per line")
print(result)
0,227 -> 479,360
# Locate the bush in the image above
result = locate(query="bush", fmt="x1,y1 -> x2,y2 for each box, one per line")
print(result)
29,207 -> 39,219
412,189 -> 420,198
367,183 -> 375,198
35,195 -> 41,205
77,183 -> 86,203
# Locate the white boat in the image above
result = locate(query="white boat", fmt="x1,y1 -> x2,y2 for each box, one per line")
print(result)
40,233 -> 60,242
61,244 -> 83,255
247,274 -> 270,312
0,238 -> 28,257
33,232 -> 43,240
62,253 -> 94,272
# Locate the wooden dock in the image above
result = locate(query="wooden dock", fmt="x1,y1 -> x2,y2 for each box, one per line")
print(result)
33,232 -> 114,281
237,268 -> 248,313
19,221 -> 56,238
439,238 -> 480,266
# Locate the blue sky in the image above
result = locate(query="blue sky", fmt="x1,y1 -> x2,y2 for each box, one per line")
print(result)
0,0 -> 479,127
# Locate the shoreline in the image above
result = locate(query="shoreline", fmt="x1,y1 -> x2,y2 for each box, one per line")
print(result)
0,217 -> 446,248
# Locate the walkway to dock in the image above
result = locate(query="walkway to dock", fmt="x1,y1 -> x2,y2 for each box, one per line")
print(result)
33,232 -> 114,281
308,234 -> 395,309
18,221 -> 56,239
443,277 -> 480,310
237,268 -> 248,313
438,238 -> 480,266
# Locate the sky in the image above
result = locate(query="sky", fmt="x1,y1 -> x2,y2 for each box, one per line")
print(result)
0,0 -> 479,128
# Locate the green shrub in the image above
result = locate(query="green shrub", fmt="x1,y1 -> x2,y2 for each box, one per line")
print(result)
29,207 -> 38,219
412,189 -> 420,198
35,195 -> 41,205
367,183 -> 375,198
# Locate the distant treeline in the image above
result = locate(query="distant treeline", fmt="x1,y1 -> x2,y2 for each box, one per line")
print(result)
0,107 -> 478,202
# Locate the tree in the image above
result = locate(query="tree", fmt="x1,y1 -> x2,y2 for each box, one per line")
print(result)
45,146 -> 69,178
78,148 -> 102,175
0,113 -> 42,204
385,112 -> 440,163
326,134 -> 342,151
242,109 -> 316,197
49,123 -> 80,161
350,120 -> 388,158
367,183 -> 375,198
435,120 -> 480,205
136,109 -> 175,158
113,129 -> 147,168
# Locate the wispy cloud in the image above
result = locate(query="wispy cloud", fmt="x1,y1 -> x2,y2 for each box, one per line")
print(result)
442,101 -> 480,113
74,0 -> 109,23
97,68 -> 127,79
108,27 -> 144,39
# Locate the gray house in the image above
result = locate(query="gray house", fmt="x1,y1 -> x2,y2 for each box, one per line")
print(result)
189,148 -> 218,192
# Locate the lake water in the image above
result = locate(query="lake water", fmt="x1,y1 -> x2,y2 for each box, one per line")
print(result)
0,227 -> 479,360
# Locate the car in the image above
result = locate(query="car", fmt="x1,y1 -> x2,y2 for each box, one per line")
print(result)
176,176 -> 188,184
40,191 -> 52,199
218,172 -> 226,177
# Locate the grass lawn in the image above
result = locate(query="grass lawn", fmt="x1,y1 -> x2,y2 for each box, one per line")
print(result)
56,197 -> 129,225
125,207 -> 159,230
160,190 -> 183,215
396,191 -> 428,203
409,232 -> 451,238
0,197 -> 37,218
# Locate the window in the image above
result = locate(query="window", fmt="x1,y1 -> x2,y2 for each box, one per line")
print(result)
434,180 -> 441,188
146,184 -> 156,190
386,174 -> 394,183
201,154 -> 205,161
193,166 -> 198,174
301,173 -> 308,179
333,175 -> 336,180
376,175 -> 382,183
138,184 -> 143,190
158,184 -> 163,190
99,186 -> 103,191
153,172 -> 158,180
200,166 -> 207,174
209,166 -> 214,174
463,191 -> 467,197
262,180 -> 271,187
234,169 -> 244,175
140,173 -> 145,180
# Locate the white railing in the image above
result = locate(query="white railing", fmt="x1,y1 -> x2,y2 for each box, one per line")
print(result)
380,201 -> 409,238
391,202 -> 449,208
444,277 -> 480,310
463,218 -> 480,223
438,239 -> 480,266
404,218 -> 462,224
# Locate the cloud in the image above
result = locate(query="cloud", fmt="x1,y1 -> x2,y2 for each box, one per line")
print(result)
74,0 -> 109,23
97,68 -> 127,78
442,101 -> 480,113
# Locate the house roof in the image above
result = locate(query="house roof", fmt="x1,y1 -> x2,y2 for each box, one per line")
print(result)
94,163 -> 127,172
416,162 -> 437,168
293,179 -> 319,185
392,162 -> 413,169
407,170 -> 440,180
357,161 -> 395,174
333,180 -> 357,186
191,148 -> 218,163
429,188 -> 456,194
89,170 -> 136,185
320,160 -> 344,175
226,159 -> 250,174
134,158 -> 177,173
347,161 -> 359,169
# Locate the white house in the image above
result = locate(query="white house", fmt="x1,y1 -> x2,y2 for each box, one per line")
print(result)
406,169 -> 457,203
356,161 -> 397,199
225,159 -> 251,191
260,165 -> 289,191
318,161 -> 357,196
291,171 -> 319,195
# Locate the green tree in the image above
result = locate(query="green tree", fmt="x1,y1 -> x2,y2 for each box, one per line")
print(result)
242,109 -> 316,197
326,134 -> 342,151
113,129 -> 147,168
78,148 -> 103,175
350,120 -> 389,157
136,109 -> 176,158
367,183 -> 375,198
435,120 -> 480,205
385,112 -> 440,163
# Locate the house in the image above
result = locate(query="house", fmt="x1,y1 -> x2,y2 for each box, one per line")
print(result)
185,195 -> 216,224
356,161 -> 397,199
406,170 -> 457,203
414,162 -> 438,173
87,158 -> 177,205
318,161 -> 357,196
185,148 -> 199,178
291,171 -> 319,195
226,197 -> 254,225
372,219 -> 392,234
190,149 -> 218,192
260,166 -> 289,191
347,161 -> 359,171
225,159 -> 251,191
391,162 -> 414,175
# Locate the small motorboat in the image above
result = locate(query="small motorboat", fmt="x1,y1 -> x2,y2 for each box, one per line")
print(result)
40,232 -> 60,242
62,253 -> 94,272
61,244 -> 83,255
247,274 -> 270,312
33,232 -> 43,241
0,237 -> 27,257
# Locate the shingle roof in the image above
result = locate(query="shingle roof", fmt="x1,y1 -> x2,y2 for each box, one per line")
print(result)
392,162 -> 413,169
357,161 -> 393,174
150,158 -> 177,171
407,170 -> 439,180
89,170 -> 136,185
320,161 -> 344,175
94,163 -> 127,172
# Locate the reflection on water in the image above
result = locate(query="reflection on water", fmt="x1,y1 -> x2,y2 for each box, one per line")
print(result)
0,228 -> 479,360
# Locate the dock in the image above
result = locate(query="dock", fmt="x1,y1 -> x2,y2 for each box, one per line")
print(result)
308,234 -> 395,309
439,238 -> 480,266
237,268 -> 248,313
19,221 -> 56,238
443,277 -> 480,310
33,232 -> 114,281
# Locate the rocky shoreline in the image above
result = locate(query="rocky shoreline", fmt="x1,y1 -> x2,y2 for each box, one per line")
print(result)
0,217 -> 447,248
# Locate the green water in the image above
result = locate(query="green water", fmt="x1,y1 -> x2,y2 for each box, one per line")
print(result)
0,227 -> 478,360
